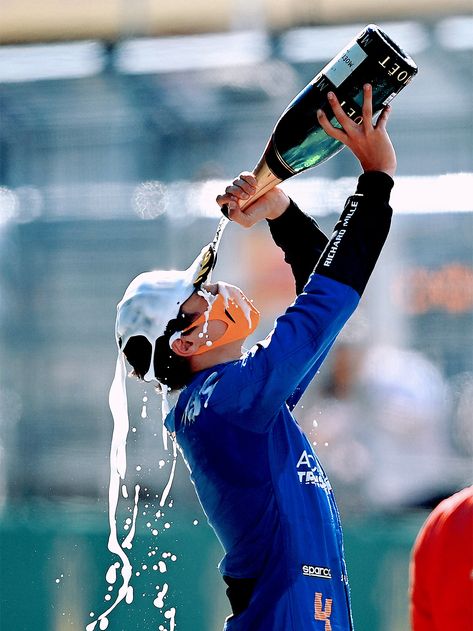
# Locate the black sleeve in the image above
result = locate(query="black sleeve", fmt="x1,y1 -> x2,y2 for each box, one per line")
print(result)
315,171 -> 394,297
267,199 -> 329,295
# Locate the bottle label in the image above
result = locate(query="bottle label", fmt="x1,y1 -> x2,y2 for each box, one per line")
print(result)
322,42 -> 367,88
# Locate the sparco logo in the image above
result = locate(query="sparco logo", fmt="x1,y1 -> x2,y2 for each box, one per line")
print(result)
302,564 -> 332,579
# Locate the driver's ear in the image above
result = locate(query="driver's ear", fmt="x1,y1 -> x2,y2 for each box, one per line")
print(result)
171,336 -> 199,357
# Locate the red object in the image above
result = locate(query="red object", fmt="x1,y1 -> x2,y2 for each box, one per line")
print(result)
410,487 -> 473,631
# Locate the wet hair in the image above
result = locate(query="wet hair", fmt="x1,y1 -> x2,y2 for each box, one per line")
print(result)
122,310 -> 197,392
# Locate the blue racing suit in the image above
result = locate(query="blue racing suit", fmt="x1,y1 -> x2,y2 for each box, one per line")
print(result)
165,171 -> 394,631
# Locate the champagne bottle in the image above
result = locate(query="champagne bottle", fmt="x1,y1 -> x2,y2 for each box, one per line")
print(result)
222,23 -> 418,216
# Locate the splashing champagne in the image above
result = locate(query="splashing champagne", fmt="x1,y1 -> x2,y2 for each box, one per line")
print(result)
221,23 -> 418,217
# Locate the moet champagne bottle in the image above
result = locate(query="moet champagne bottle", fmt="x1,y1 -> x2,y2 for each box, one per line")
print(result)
222,24 -> 418,216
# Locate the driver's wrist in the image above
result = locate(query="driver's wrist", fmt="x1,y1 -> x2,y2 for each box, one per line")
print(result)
265,193 -> 290,220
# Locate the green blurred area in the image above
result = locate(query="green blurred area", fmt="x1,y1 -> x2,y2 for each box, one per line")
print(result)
0,501 -> 426,631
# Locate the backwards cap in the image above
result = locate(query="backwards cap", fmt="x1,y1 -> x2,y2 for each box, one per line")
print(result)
115,241 -> 217,380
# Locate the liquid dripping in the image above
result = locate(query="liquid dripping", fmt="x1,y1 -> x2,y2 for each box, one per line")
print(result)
143,342 -> 157,382
125,586 -> 134,605
86,355 -> 134,631
153,583 -> 169,608
122,485 -> 140,550
196,287 -> 217,339
159,437 -> 178,508
217,282 -> 254,327
105,562 -> 120,585
164,607 -> 176,631
140,393 -> 148,419
91,216 -> 228,629
161,384 -> 170,451
92,218 -> 232,631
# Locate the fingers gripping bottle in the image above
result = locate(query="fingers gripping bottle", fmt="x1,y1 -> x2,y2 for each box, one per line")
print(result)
221,24 -> 418,217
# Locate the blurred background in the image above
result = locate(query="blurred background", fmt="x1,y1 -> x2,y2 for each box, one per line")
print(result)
0,0 -> 472,629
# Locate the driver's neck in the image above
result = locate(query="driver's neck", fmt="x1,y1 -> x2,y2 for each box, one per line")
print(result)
188,339 -> 245,373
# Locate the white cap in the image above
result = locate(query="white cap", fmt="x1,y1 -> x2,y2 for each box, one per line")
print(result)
115,241 -> 216,361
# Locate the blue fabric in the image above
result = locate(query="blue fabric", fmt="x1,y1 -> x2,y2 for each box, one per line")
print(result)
165,272 -> 360,630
